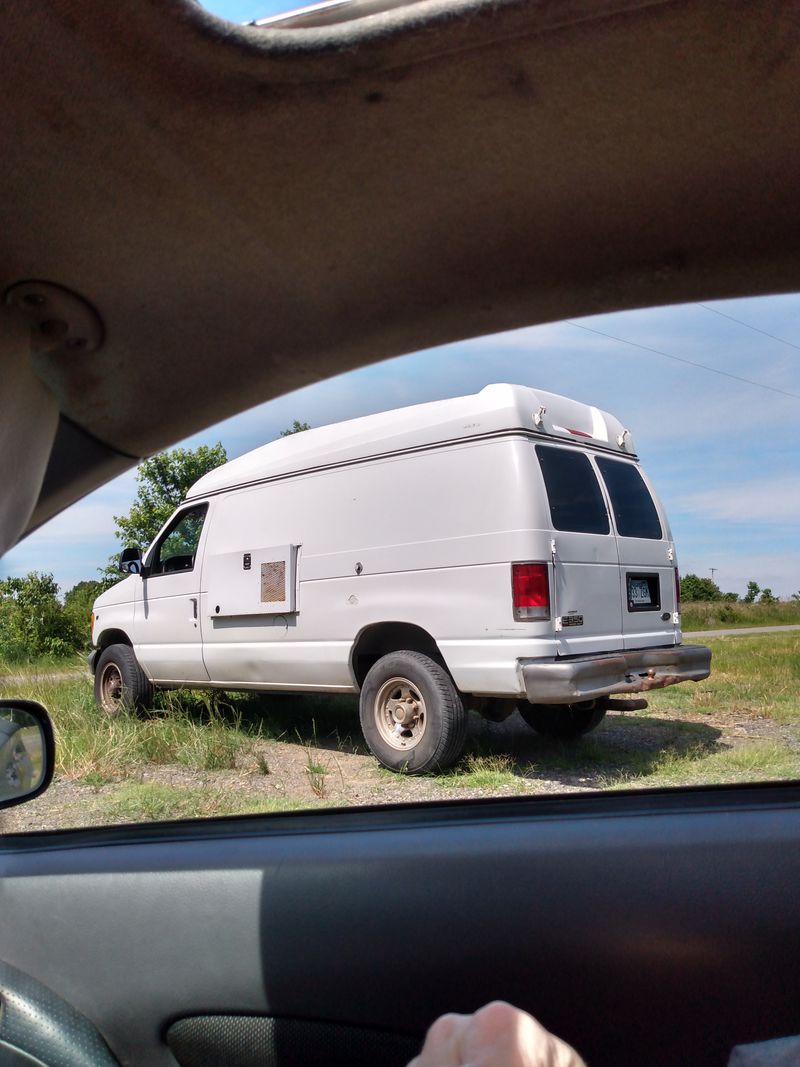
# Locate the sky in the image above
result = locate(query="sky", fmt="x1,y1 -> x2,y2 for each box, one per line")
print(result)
4,293 -> 799,599
2,0 -> 799,599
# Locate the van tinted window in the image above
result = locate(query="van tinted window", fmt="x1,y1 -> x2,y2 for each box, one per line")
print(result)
596,458 -> 662,539
151,505 -> 208,574
536,445 -> 610,534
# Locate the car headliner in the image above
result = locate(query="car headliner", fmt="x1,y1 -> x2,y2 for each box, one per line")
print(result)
1,0 -> 799,553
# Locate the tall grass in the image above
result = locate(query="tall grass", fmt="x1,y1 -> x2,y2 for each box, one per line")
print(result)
682,600 -> 800,632
0,677 -> 257,781
101,783 -> 310,823
0,653 -> 87,677
0,674 -> 360,783
648,633 -> 800,723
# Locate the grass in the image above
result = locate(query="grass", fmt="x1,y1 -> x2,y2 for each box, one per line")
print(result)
0,674 -> 359,783
0,676 -> 247,782
299,722 -> 329,798
598,740 -> 800,790
647,633 -> 800,723
1,631 -> 798,825
682,600 -> 800,632
101,783 -> 312,822
0,653 -> 86,677
443,753 -> 522,791
437,633 -> 800,791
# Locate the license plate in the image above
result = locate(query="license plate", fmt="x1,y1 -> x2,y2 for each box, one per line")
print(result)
627,574 -> 660,612
628,578 -> 652,605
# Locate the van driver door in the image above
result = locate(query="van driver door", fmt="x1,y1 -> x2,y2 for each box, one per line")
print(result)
133,503 -> 211,683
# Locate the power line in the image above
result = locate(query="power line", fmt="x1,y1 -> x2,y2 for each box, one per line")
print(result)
696,303 -> 800,353
565,320 -> 800,401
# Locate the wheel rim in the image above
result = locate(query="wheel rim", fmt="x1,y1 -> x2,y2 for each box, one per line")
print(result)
99,662 -> 124,713
373,676 -> 427,751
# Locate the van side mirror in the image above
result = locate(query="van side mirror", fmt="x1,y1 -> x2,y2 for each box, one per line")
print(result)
119,546 -> 143,574
0,700 -> 54,809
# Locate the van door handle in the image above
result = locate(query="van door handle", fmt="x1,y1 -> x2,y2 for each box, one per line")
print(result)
189,597 -> 198,623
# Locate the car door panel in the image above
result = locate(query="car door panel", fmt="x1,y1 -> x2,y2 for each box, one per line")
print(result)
2,786 -> 799,1067
535,445 -> 624,655
134,506 -> 211,684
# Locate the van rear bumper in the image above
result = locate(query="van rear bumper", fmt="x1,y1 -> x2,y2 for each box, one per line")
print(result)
520,644 -> 712,705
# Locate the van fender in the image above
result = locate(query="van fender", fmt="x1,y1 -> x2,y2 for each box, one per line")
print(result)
90,628 -> 135,676
350,621 -> 448,689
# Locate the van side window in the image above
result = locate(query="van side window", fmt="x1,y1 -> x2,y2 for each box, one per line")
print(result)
150,505 -> 208,575
596,458 -> 663,540
536,445 -> 610,534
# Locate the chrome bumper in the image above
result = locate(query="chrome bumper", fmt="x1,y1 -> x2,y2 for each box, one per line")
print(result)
520,644 -> 712,705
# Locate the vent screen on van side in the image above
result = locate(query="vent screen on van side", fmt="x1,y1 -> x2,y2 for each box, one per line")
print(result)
596,457 -> 663,540
535,445 -> 610,534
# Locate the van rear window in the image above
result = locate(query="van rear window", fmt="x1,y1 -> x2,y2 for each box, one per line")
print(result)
596,458 -> 663,540
536,445 -> 610,534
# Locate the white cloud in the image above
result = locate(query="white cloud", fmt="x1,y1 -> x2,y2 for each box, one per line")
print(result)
24,503 -> 118,546
676,475 -> 800,523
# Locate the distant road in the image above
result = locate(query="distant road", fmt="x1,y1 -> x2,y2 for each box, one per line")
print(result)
686,624 -> 800,639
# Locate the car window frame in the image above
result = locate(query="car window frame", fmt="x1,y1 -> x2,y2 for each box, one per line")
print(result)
145,503 -> 209,578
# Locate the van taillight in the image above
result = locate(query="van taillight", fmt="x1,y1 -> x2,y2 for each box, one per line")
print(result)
512,562 -> 550,621
675,567 -> 681,611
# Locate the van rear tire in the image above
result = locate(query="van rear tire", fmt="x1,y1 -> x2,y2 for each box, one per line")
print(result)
94,643 -> 153,717
517,698 -> 607,739
359,651 -> 468,774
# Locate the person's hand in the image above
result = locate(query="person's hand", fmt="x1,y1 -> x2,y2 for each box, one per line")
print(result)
407,1001 -> 586,1067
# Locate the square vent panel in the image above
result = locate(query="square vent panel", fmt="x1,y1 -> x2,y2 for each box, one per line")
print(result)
205,545 -> 298,617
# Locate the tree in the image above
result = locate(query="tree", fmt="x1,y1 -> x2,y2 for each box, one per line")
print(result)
679,573 -> 723,602
100,443 -> 227,584
279,420 -> 311,438
792,591 -> 800,602
64,579 -> 105,641
759,588 -> 777,605
743,581 -> 760,604
113,444 -> 228,551
0,572 -> 81,660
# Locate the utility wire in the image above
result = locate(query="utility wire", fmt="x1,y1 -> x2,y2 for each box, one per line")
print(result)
565,320 -> 800,401
696,303 -> 800,353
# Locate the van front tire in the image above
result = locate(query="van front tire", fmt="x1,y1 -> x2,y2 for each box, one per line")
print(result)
94,644 -> 153,717
517,698 -> 607,739
359,651 -> 468,774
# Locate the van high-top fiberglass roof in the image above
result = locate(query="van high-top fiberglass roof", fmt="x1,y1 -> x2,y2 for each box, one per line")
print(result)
187,384 -> 634,498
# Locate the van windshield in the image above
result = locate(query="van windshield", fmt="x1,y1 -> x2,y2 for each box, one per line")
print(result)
596,458 -> 663,540
535,445 -> 609,534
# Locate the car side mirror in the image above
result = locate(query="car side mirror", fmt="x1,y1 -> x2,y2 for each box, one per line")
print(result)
0,700 -> 54,809
119,546 -> 143,574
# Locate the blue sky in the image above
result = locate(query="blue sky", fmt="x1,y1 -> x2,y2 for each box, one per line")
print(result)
198,0 -> 325,23
3,0 -> 799,599
4,294 -> 799,599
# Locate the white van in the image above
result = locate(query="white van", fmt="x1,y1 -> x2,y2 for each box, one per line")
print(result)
90,384 -> 711,773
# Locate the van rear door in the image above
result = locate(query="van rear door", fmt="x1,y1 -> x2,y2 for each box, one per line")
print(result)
595,456 -> 678,650
535,444 -> 624,656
